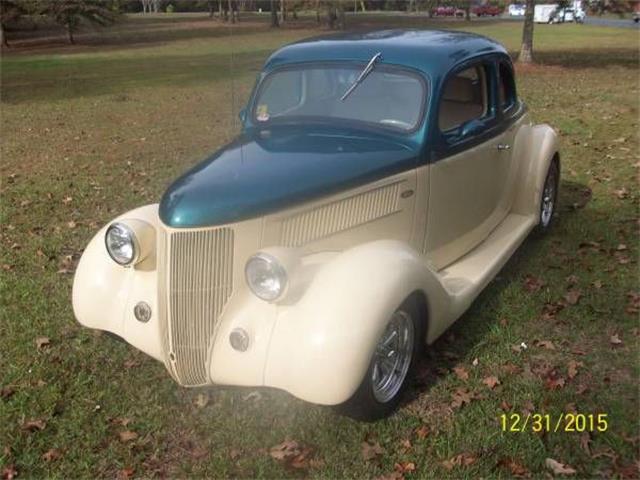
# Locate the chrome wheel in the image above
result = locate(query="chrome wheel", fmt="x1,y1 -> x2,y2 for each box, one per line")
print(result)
371,310 -> 415,403
540,166 -> 557,228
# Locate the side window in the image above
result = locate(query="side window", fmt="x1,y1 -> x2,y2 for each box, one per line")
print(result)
258,70 -> 303,117
438,65 -> 489,132
498,62 -> 517,112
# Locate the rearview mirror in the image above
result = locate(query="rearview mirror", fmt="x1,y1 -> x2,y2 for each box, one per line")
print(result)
238,107 -> 247,123
460,118 -> 484,137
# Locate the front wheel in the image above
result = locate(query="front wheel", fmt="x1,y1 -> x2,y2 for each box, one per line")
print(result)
336,299 -> 423,421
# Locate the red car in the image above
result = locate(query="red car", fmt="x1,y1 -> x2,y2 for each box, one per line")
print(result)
472,5 -> 502,16
433,6 -> 455,16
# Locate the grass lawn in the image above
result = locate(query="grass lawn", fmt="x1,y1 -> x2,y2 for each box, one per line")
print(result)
1,13 -> 638,479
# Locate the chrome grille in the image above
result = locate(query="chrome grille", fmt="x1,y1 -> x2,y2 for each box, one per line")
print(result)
161,227 -> 234,386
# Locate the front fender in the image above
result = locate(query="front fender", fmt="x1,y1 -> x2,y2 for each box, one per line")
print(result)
72,204 -> 165,362
512,123 -> 559,218
263,240 -> 449,405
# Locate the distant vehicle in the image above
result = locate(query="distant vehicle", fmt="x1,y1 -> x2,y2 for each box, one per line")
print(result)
633,11 -> 639,23
473,4 -> 502,16
508,3 -> 526,16
432,5 -> 455,16
454,7 -> 466,17
534,4 -> 559,23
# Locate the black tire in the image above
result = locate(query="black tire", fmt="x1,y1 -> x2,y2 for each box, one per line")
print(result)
535,159 -> 560,234
335,296 -> 425,421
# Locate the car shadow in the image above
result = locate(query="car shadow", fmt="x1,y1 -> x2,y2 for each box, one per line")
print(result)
401,179 -> 593,411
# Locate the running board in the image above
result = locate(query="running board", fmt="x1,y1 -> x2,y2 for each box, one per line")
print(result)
438,213 -> 537,317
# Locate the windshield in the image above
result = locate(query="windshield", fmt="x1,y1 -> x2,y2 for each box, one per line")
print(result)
252,64 -> 426,133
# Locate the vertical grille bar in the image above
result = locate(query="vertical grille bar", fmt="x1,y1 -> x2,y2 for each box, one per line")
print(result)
161,227 -> 234,386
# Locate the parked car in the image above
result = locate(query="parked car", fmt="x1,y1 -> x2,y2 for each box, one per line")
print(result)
508,3 -> 526,16
634,11 -> 639,23
454,7 -> 466,17
473,4 -> 502,16
73,30 -> 560,421
432,5 -> 455,16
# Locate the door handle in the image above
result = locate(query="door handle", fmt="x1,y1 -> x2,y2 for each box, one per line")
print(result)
497,144 -> 511,151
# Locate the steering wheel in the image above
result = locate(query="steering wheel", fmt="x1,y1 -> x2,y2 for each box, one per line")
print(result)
379,118 -> 413,129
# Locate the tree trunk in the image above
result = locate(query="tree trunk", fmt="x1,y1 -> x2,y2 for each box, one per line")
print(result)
270,0 -> 279,26
337,1 -> 345,29
519,0 -> 535,63
229,0 -> 235,23
67,23 -> 75,44
315,0 -> 320,23
280,0 -> 285,23
1,23 -> 7,48
208,0 -> 214,17
465,5 -> 470,21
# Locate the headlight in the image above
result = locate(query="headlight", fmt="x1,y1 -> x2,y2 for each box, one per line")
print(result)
105,222 -> 138,266
245,253 -> 287,302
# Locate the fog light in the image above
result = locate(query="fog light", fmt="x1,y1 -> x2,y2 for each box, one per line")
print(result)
134,301 -> 152,323
229,328 -> 249,352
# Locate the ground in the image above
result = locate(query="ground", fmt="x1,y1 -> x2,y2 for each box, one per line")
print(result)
1,13 -> 638,479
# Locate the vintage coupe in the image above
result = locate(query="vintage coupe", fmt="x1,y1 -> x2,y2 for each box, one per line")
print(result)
73,30 -> 559,420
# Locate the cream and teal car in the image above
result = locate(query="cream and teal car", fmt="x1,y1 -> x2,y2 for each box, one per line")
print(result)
73,30 -> 560,420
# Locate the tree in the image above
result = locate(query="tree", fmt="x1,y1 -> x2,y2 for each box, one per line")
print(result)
269,0 -> 278,27
1,0 -> 27,47
519,0 -> 535,63
41,0 -> 117,45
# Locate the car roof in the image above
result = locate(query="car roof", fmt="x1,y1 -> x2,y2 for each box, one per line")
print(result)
264,29 -> 509,77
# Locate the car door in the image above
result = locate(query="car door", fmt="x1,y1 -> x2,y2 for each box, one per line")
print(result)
425,59 -> 513,270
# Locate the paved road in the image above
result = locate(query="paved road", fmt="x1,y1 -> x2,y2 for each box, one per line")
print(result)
583,16 -> 639,28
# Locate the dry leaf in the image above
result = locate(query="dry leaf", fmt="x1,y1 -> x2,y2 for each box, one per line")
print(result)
42,448 -> 61,462
545,376 -> 566,390
2,465 -> 18,480
610,334 -> 623,345
545,458 -> 576,475
35,336 -> 50,349
117,467 -> 135,479
535,340 -> 556,350
22,419 -> 47,432
482,376 -> 500,389
394,462 -> 416,474
1,387 -> 15,399
563,290 -> 582,306
119,430 -> 138,442
472,357 -> 479,366
453,366 -> 469,381
580,432 -> 592,456
361,441 -> 385,461
451,387 -> 473,409
498,457 -> 530,477
524,275 -> 545,292
567,360 -> 583,379
415,425 -> 429,439
442,452 -> 476,470
193,393 -> 209,408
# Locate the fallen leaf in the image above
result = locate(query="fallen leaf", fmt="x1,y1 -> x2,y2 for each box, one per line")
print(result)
610,334 -> 623,345
394,461 -> 416,474
361,441 -> 385,461
119,430 -> 138,442
563,289 -> 582,306
415,425 -> 429,439
545,376 -> 566,391
229,448 -> 242,460
565,275 -> 579,285
117,467 -> 135,479
35,336 -> 50,349
524,275 -> 545,293
545,458 -> 576,475
500,400 -> 512,411
193,393 -> 209,408
2,465 -> 18,480
450,387 -> 473,409
110,417 -> 131,427
1,387 -> 15,399
62,196 -> 73,204
497,457 -> 530,477
567,360 -> 583,379
22,419 -> 46,432
472,357 -> 479,366
41,448 -> 61,462
535,340 -> 556,350
442,452 -> 476,470
67,221 -> 76,229
453,366 -> 469,381
580,432 -> 592,456
592,280 -> 603,289
482,376 -> 500,389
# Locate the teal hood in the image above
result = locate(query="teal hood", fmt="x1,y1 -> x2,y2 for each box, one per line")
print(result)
159,125 -> 419,228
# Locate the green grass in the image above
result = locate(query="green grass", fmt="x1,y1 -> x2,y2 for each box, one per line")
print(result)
1,13 -> 639,479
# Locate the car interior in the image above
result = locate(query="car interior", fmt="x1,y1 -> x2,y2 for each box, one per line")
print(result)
438,65 -> 488,132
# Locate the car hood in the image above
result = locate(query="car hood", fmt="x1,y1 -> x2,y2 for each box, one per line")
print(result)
159,125 -> 419,228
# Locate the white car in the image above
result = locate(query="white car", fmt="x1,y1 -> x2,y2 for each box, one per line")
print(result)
508,4 -> 526,16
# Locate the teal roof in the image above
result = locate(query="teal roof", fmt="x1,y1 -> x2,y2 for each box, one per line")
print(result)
264,29 -> 508,76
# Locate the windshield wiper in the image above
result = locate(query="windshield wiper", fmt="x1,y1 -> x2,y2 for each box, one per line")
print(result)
340,52 -> 382,102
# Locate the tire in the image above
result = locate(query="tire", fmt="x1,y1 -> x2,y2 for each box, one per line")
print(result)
535,159 -> 559,233
336,297 -> 424,421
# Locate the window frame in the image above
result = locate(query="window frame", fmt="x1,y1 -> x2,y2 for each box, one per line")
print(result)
497,60 -> 517,115
436,58 -> 498,142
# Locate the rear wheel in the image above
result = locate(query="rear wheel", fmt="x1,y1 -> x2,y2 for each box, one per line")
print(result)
337,298 -> 423,421
536,160 -> 559,232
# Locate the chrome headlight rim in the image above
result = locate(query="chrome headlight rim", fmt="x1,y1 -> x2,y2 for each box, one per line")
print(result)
245,252 -> 288,302
104,221 -> 140,266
